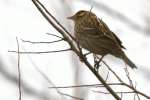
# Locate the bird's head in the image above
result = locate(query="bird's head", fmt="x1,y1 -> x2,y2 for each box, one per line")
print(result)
67,10 -> 96,22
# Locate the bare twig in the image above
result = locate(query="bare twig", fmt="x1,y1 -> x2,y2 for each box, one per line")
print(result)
49,83 -> 123,89
8,48 -> 71,54
21,39 -> 64,44
46,33 -> 63,39
120,92 -> 123,100
57,92 -> 83,100
105,71 -> 109,82
16,37 -> 21,100
102,60 -> 123,83
124,65 -> 134,86
92,90 -> 135,94
134,84 -> 141,100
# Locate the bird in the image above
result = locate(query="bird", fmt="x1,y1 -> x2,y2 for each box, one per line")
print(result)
67,10 -> 137,69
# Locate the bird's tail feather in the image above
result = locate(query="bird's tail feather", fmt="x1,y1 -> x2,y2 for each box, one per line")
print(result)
123,54 -> 137,69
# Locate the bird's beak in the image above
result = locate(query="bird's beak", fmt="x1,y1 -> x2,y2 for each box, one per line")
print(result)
67,15 -> 75,20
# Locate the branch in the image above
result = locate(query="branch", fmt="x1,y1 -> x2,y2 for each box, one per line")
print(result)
8,48 -> 71,54
102,60 -> 123,83
16,37 -> 22,100
92,90 -> 135,94
57,92 -> 83,100
46,33 -> 63,39
21,39 -> 64,44
49,83 -> 123,89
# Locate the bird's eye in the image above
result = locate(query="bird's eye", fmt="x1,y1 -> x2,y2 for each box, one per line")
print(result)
77,11 -> 85,17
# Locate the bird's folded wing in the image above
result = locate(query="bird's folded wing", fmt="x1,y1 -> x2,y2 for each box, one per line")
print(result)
97,18 -> 126,49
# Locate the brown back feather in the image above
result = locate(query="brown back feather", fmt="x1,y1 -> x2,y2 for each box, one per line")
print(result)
96,18 -> 126,49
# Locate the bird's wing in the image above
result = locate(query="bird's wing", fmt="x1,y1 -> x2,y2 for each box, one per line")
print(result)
96,18 -> 126,49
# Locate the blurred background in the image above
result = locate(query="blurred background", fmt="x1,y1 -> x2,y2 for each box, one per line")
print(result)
0,0 -> 150,100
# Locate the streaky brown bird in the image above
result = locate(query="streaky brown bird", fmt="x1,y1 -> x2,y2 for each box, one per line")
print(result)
67,10 -> 137,68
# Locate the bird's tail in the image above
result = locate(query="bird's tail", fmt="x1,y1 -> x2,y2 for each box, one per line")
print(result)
122,54 -> 137,69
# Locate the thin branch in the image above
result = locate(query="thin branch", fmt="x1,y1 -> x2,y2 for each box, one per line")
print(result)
49,83 -> 123,89
120,92 -> 123,100
16,37 -> 21,100
124,65 -> 134,87
21,39 -> 64,44
92,90 -> 135,94
134,84 -> 141,100
102,60 -> 123,83
105,71 -> 109,82
8,48 -> 71,54
57,92 -> 83,100
46,33 -> 63,39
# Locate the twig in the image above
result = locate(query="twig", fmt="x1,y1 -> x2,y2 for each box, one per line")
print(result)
120,92 -> 123,100
134,84 -> 141,100
105,71 -> 109,82
124,64 -> 134,87
49,83 -> 123,89
102,60 -> 123,83
16,37 -> 21,100
58,91 -> 83,100
92,90 -> 135,94
46,33 -> 63,39
8,48 -> 71,54
21,39 -> 64,44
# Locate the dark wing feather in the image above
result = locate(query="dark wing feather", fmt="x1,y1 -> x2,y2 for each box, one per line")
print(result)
97,18 -> 126,49
111,31 -> 126,49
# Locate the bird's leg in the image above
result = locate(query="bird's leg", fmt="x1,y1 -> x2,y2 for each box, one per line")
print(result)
77,43 -> 87,61
77,42 -> 82,52
99,55 -> 104,64
94,55 -> 105,71
94,54 -> 99,71
83,51 -> 91,57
